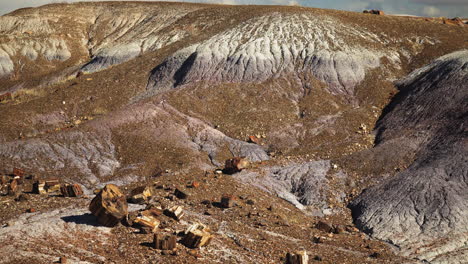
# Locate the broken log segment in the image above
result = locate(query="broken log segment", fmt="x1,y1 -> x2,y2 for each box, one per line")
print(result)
134,209 -> 161,233
153,234 -> 177,250
182,222 -> 213,248
89,184 -> 128,227
128,185 -> 155,204
286,250 -> 309,264
60,183 -> 84,197
164,206 -> 184,221
33,179 -> 61,194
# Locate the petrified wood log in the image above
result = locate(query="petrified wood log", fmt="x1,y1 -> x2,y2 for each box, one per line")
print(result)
182,223 -> 212,248
286,250 -> 309,264
33,179 -> 61,194
60,183 -> 84,197
154,234 -> 177,250
89,184 -> 128,227
164,206 -> 184,221
128,185 -> 156,204
134,209 -> 161,233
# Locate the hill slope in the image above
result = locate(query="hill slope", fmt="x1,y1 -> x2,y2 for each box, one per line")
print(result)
0,2 -> 467,263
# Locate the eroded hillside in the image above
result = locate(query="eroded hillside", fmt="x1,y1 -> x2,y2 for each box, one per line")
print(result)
0,2 -> 466,264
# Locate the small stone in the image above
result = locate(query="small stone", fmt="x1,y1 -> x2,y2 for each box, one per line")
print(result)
14,193 -> 29,202
223,157 -> 250,174
59,257 -> 68,264
333,225 -> 345,234
345,225 -> 359,233
246,199 -> 255,205
188,249 -> 201,258
316,221 -> 334,233
26,208 -> 36,213
201,200 -> 211,205
312,236 -> 322,243
248,135 -> 261,144
204,210 -> 213,216
190,181 -> 200,188
174,188 -> 190,199
220,194 -> 236,208
122,211 -> 138,227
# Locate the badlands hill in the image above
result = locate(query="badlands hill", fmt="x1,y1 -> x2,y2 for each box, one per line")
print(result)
0,2 -> 467,264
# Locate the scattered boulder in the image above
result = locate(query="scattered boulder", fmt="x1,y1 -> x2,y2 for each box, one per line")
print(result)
182,223 -> 213,248
223,157 -> 250,174
89,184 -> 128,227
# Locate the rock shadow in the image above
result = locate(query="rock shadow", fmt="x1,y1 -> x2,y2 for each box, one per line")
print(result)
61,213 -> 102,227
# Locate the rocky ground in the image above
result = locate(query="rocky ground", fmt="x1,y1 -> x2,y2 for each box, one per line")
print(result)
0,2 -> 466,264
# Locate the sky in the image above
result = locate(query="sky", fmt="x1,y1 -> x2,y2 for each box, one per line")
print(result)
0,0 -> 467,17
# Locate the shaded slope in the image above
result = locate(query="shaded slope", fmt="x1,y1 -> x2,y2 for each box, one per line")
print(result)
350,50 -> 468,263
